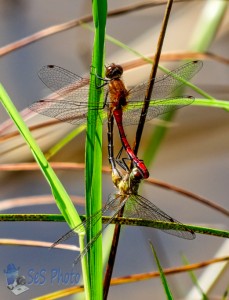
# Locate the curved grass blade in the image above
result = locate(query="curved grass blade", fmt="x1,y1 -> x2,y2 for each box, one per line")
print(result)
149,241 -> 173,300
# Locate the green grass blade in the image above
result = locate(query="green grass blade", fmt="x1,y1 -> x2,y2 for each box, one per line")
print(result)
145,97 -> 229,166
192,98 -> 229,109
189,0 -> 229,52
0,84 -> 90,298
45,124 -> 86,160
86,1 -> 107,299
222,284 -> 229,300
0,84 -> 82,230
182,254 -> 208,300
0,214 -> 228,239
149,241 -> 173,299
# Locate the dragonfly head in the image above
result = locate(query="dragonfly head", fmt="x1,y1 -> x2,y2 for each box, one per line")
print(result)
105,63 -> 123,79
129,168 -> 141,193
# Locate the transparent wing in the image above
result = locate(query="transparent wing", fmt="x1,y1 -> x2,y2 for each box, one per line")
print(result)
30,65 -> 108,124
123,194 -> 195,240
73,194 -> 128,265
38,65 -> 90,97
29,98 -> 107,125
30,61 -> 202,125
51,206 -> 107,248
37,65 -> 109,107
51,193 -> 123,247
51,193 -> 128,265
29,99 -> 89,125
122,96 -> 194,126
128,60 -> 203,102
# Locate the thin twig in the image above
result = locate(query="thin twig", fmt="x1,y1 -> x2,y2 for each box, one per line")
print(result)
111,256 -> 229,284
0,195 -> 85,211
103,205 -> 124,300
0,162 -> 85,171
134,0 -> 174,155
0,162 -> 228,217
29,256 -> 229,298
0,1 -> 184,57
0,119 -> 61,142
146,177 -> 229,217
0,239 -> 79,251
122,51 -> 229,71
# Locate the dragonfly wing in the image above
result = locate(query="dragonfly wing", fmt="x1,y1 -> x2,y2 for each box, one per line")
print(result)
73,194 -> 128,265
51,210 -> 102,248
51,194 -> 122,248
51,193 -> 128,265
29,99 -> 88,125
38,65 -> 91,102
51,195 -> 118,248
123,194 -> 195,240
145,96 -> 194,121
30,66 -> 109,124
122,96 -> 194,126
34,65 -> 106,119
128,60 -> 203,102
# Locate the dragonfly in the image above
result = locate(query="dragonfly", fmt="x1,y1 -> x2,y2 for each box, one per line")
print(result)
51,166 -> 195,265
30,60 -> 203,179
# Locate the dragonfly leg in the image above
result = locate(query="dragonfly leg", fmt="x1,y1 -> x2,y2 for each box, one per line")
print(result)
115,146 -> 131,172
102,90 -> 109,109
116,146 -> 148,180
94,70 -> 110,89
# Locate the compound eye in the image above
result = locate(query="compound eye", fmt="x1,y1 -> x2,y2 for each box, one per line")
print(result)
115,65 -> 123,76
105,64 -> 114,78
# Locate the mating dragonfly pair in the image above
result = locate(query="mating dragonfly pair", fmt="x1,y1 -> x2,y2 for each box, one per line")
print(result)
30,60 -> 202,264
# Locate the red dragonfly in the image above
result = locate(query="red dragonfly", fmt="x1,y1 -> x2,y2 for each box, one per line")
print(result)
51,166 -> 195,265
30,61 -> 203,178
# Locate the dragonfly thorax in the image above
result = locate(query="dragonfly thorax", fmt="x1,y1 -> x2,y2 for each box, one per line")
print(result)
115,170 -> 141,196
108,79 -> 129,109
